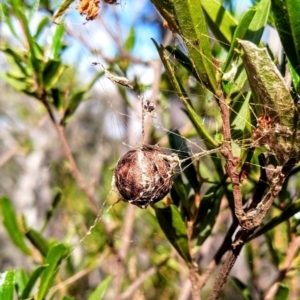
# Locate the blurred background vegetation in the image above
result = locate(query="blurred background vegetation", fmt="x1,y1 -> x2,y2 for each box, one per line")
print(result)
1,0 -> 300,299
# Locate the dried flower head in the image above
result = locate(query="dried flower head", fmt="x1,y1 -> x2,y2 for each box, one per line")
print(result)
113,145 -> 179,208
76,0 -> 100,21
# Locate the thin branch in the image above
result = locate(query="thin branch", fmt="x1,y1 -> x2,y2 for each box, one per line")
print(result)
264,235 -> 300,300
120,259 -> 169,300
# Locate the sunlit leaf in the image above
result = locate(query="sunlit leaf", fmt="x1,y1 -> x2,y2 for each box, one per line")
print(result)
52,0 -> 76,24
124,27 -> 135,52
20,265 -> 48,299
37,244 -> 68,300
172,0 -> 218,93
15,269 -> 28,298
42,59 -> 65,90
201,0 -> 237,49
0,270 -> 15,300
88,276 -> 113,300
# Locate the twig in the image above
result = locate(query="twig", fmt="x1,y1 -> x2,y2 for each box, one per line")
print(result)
120,258 -> 168,300
40,92 -> 99,212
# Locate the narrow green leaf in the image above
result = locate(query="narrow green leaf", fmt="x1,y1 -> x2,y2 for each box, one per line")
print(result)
201,0 -> 237,48
52,0 -> 76,24
155,205 -> 192,263
0,73 -> 35,94
42,59 -> 65,90
20,265 -> 48,299
223,0 -> 270,96
0,270 -> 15,300
166,46 -> 201,83
0,197 -> 31,255
37,244 -> 68,300
61,71 -> 106,124
230,91 -> 252,161
42,187 -> 62,232
124,28 -> 135,52
271,0 -> 300,77
61,89 -> 87,125
172,0 -> 218,94
273,283 -> 289,300
25,229 -> 49,257
16,7 -> 44,80
15,269 -> 28,298
250,198 -> 300,239
34,16 -> 49,39
243,0 -> 270,44
194,187 -> 222,245
222,8 -> 256,74
51,24 -> 65,59
1,3 -> 20,40
88,276 -> 113,300
171,176 -> 189,208
288,60 -> 300,94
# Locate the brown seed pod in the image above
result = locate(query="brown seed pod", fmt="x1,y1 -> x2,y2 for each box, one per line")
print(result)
113,145 -> 179,208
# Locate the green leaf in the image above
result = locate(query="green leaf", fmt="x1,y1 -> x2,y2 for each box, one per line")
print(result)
1,3 -> 20,40
194,186 -> 222,245
271,0 -> 300,77
37,243 -> 68,300
52,0 -> 75,24
62,72 -> 103,124
34,16 -> 49,38
166,46 -> 201,83
42,59 -> 65,90
223,0 -> 271,96
250,198 -> 300,239
42,187 -> 62,232
0,270 -> 15,300
124,27 -> 135,52
243,0 -> 270,44
61,89 -> 87,125
273,283 -> 289,300
171,176 -> 189,208
201,0 -> 237,49
15,269 -> 28,298
230,91 -> 252,161
88,276 -> 113,300
0,46 -> 29,76
25,229 -> 49,257
238,40 -> 295,130
50,24 -> 65,59
20,265 -> 48,299
172,0 -> 218,94
222,8 -> 256,74
155,205 -> 192,263
0,197 -> 31,255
